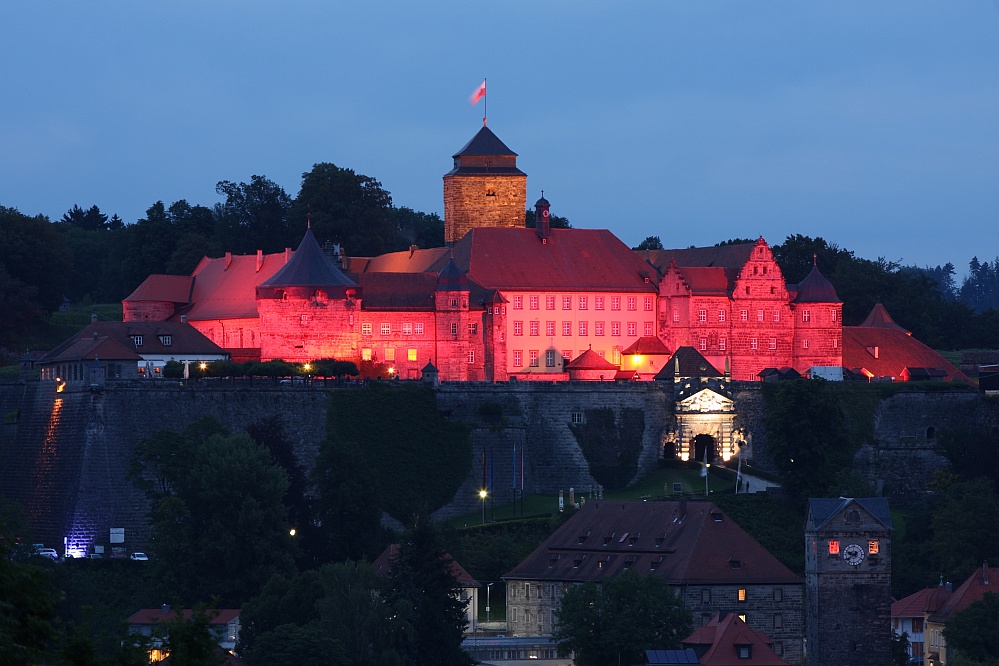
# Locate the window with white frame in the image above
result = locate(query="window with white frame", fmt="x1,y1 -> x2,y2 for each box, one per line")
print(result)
468,350 -> 475,364
546,295 -> 556,310
699,309 -> 707,322
468,322 -> 477,335
803,339 -> 809,349
611,296 -> 621,311
627,322 -> 637,336
741,310 -> 748,321
628,296 -> 637,311
562,295 -> 572,310
612,346 -> 622,365
546,350 -> 556,367
380,323 -> 391,336
769,338 -> 777,350
414,322 -> 424,335
751,338 -> 758,350
546,321 -> 556,336
513,321 -> 523,336
563,321 -> 572,336
513,350 -> 523,367
530,321 -> 539,336
719,310 -> 726,322
385,348 -> 395,361
362,322 -> 373,335
720,337 -> 727,351
757,310 -> 764,322
644,322 -> 653,336
529,350 -> 539,367
773,310 -> 780,322
644,296 -> 653,311
578,322 -> 587,336
611,322 -> 621,336
802,310 -> 811,322
529,295 -> 539,310
578,296 -> 587,310
401,322 -> 412,335
562,349 -> 572,360
513,295 -> 523,309
450,322 -> 458,335
595,296 -> 604,310
673,310 -> 679,323
595,321 -> 604,336
700,338 -> 707,351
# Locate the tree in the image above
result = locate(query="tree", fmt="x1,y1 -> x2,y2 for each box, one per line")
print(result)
891,630 -> 910,666
392,206 -> 444,248
0,516 -> 60,665
61,204 -> 109,231
929,478 -> 999,583
385,517 -> 473,666
633,235 -> 664,251
312,437 -> 384,563
215,176 -> 293,253
289,163 -> 396,257
944,592 -> 999,666
552,571 -> 692,666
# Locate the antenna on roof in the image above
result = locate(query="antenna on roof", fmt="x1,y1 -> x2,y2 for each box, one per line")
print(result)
307,212 -> 311,229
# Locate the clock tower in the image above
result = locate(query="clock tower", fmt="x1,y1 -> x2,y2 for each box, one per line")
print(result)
804,497 -> 892,666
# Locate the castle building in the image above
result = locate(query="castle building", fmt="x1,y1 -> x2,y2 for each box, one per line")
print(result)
120,123 -> 962,386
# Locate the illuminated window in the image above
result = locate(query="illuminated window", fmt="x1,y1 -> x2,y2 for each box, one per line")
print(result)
612,346 -> 622,365
769,338 -> 777,350
362,348 -> 372,361
513,295 -> 523,310
803,310 -> 811,322
132,335 -> 143,347
869,540 -> 879,554
740,309 -> 748,321
563,295 -> 572,310
530,350 -> 539,367
644,322 -> 653,336
578,296 -> 587,310
414,322 -> 424,335
595,296 -> 604,310
514,322 -> 523,336
738,588 -> 747,602
751,338 -> 758,350
546,295 -> 555,310
612,322 -> 621,336
699,310 -> 707,322
159,335 -> 172,346
720,338 -> 726,351
513,350 -> 523,367
578,322 -> 587,336
627,322 -> 637,336
673,310 -> 679,323
828,540 -> 840,555
529,295 -> 539,310
530,321 -> 539,336
407,349 -> 417,362
563,321 -> 572,336
450,322 -> 458,335
380,323 -> 391,336
468,350 -> 475,364
612,296 -> 621,311
546,321 -> 555,336
628,297 -> 637,311
546,350 -> 556,367
595,322 -> 604,336
385,348 -> 395,361
361,322 -> 373,335
644,296 -> 653,311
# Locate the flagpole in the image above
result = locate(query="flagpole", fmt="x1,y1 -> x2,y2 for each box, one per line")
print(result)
483,77 -> 487,126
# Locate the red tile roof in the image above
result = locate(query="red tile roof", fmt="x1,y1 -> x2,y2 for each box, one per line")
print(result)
503,500 -> 800,586
565,348 -> 618,370
357,273 -> 439,310
452,228 -> 658,292
892,586 -> 951,619
183,251 -> 290,320
42,322 -> 226,362
621,336 -> 671,357
859,302 -> 909,332
929,565 -> 999,623
371,543 -> 481,588
676,266 -> 732,296
842,325 -> 968,383
124,274 -> 195,304
360,247 -> 451,274
684,613 -> 788,665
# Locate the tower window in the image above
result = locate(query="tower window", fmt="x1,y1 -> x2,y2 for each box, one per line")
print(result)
868,540 -> 879,554
738,588 -> 747,602
828,540 -> 840,555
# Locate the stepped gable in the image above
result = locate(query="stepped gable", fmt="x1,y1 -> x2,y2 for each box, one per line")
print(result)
655,346 -> 724,381
181,250 -> 290,321
842,305 -> 969,382
793,262 -> 840,303
503,500 -> 800,586
451,227 -> 658,292
123,274 -> 195,305
445,126 -> 525,176
257,227 -> 359,299
646,243 -> 757,292
683,613 -> 789,665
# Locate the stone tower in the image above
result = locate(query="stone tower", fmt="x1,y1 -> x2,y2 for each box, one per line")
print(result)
804,497 -> 893,666
443,124 -> 527,244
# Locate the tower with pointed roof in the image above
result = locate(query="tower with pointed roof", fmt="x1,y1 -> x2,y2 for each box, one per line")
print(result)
790,257 -> 843,374
443,125 -> 527,244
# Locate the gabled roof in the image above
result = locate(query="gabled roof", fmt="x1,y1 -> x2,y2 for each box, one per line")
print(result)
929,565 -> 999,623
503,500 -> 801,586
371,544 -> 480,588
183,250 -> 290,320
127,608 -> 240,625
858,302 -> 909,332
259,227 -> 358,291
124,274 -> 195,304
804,497 -> 893,532
646,243 -> 758,291
674,266 -> 732,296
655,347 -> 724,381
42,321 -> 226,363
621,336 -> 671,356
683,612 -> 788,665
358,247 -> 452,274
892,585 -> 952,619
565,348 -> 618,370
843,310 -> 968,382
452,227 -> 658,293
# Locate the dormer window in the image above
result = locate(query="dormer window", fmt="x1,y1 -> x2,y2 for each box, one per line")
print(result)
737,645 -> 752,659
158,335 -> 172,346
132,335 -> 143,347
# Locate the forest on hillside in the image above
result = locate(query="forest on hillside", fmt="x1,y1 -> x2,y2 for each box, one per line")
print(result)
2,162 -> 998,354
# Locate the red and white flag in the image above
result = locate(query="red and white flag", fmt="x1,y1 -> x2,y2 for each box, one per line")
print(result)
469,80 -> 486,105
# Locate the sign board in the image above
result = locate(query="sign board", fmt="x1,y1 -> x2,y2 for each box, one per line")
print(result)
110,528 -> 125,544
94,545 -> 104,554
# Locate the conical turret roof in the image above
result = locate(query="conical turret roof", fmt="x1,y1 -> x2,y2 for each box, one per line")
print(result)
259,227 -> 358,291
793,262 -> 840,303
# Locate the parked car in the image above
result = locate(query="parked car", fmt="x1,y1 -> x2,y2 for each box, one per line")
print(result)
130,552 -> 149,561
35,548 -> 58,560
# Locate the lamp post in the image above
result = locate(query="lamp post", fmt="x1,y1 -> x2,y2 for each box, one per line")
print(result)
486,582 -> 493,624
479,489 -> 487,525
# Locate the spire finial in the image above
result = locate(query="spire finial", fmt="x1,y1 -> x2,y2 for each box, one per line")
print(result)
307,212 -> 311,229
813,252 -> 817,266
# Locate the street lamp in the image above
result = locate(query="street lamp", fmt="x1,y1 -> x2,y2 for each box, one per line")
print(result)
479,489 -> 488,525
486,582 -> 493,623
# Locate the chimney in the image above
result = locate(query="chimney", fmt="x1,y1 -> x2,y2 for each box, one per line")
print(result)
224,252 -> 232,270
285,247 -> 293,263
985,562 -> 990,585
91,313 -> 98,324
181,314 -> 187,324
256,249 -> 264,272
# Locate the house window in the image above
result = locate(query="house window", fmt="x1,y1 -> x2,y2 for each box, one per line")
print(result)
414,322 -> 424,335
578,322 -> 587,336
869,540 -> 879,554
803,339 -> 810,349
578,296 -> 587,310
513,295 -> 523,309
802,310 -> 811,322
828,540 -> 840,555
628,297 -> 637,311
468,322 -> 477,335
644,322 -> 653,336
700,338 -> 707,351
773,310 -> 780,322
718,310 -> 726,322
301,314 -> 309,324
738,588 -> 747,602
132,335 -> 143,347
468,350 -> 475,364
612,322 -> 621,336
740,310 -> 748,321
380,323 -> 391,336
774,588 -> 783,602
512,608 -> 518,623
571,412 -> 584,424
513,351 -> 523,367
773,613 -> 783,629
673,310 -> 680,323
757,310 -> 764,322
612,346 -> 622,365
529,350 -> 539,367
595,322 -> 605,336
362,322 -> 373,335
644,296 -> 653,311
702,589 -> 711,603
563,350 -> 572,361
546,350 -> 556,367
737,645 -> 752,660
362,348 -> 372,361
563,321 -> 572,336
563,295 -> 572,310
547,321 -> 556,336
833,337 -> 838,349
546,295 -> 556,310
750,338 -> 758,350
719,338 -> 727,351
769,338 -> 777,351
529,295 -> 539,310
159,335 -> 172,346
698,309 -> 707,322
611,296 -> 621,311
595,296 -> 604,310
912,617 -> 924,633
450,298 -> 458,307
627,322 -> 637,336
385,348 -> 395,361
530,321 -> 539,336
514,322 -> 523,336
407,349 -> 417,361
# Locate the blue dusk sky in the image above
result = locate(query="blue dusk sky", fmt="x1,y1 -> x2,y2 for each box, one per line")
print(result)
2,2 -> 997,278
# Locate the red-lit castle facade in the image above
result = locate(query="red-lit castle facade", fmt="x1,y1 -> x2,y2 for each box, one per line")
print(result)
123,124 -> 929,384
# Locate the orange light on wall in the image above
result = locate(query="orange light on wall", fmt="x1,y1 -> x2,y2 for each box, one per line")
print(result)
631,355 -> 643,367
828,540 -> 840,555
868,540 -> 879,554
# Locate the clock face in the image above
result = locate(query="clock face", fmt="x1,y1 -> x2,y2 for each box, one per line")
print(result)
843,543 -> 865,566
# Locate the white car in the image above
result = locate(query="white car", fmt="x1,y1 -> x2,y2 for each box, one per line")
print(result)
130,552 -> 149,561
36,548 -> 58,560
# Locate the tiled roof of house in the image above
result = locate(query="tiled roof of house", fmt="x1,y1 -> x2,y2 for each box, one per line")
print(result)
793,264 -> 840,303
452,227 -> 659,292
182,250 -> 290,320
357,247 -> 451,274
42,321 -> 226,362
683,612 -> 788,665
259,227 -> 358,290
356,273 -> 438,311
929,565 -> 999,623
565,348 -> 618,370
645,243 -> 758,291
675,266 -> 732,296
654,347 -> 724,381
892,585 -> 952,619
621,336 -> 672,357
859,302 -> 909,332
42,334 -> 142,364
123,274 -> 195,304
805,497 -> 893,532
371,544 -> 480,588
503,500 -> 801,586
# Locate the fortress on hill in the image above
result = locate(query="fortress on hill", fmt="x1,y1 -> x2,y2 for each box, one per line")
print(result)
123,123 -> 962,387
